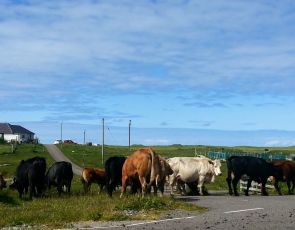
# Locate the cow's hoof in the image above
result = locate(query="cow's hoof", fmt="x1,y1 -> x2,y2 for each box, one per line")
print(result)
234,193 -> 239,196
245,194 -> 249,196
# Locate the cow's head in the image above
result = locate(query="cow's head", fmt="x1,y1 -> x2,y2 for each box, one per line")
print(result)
268,164 -> 283,180
211,159 -> 222,176
9,178 -> 19,191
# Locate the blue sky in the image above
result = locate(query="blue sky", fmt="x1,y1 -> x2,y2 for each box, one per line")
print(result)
1,0 -> 295,146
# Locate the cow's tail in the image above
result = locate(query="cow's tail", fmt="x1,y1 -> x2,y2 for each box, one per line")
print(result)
226,156 -> 234,181
148,147 -> 161,187
81,168 -> 87,184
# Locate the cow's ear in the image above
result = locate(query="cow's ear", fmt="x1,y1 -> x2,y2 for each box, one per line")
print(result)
209,160 -> 214,165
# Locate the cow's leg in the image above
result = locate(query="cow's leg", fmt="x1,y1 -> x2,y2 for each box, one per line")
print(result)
261,179 -> 268,196
291,180 -> 295,194
245,179 -> 252,196
57,185 -> 62,195
286,181 -> 291,195
29,183 -> 34,199
226,177 -> 233,195
138,176 -> 147,196
232,177 -> 240,196
98,184 -> 104,194
273,179 -> 282,195
83,182 -> 90,194
198,176 -> 205,196
179,182 -> 187,196
120,176 -> 128,198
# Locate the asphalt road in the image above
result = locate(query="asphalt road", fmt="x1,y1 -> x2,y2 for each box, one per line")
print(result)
44,145 -> 295,230
66,194 -> 295,230
44,144 -> 83,175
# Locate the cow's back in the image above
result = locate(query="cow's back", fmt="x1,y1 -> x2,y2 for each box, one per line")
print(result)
270,161 -> 295,179
105,157 -> 126,183
167,157 -> 210,183
82,168 -> 106,184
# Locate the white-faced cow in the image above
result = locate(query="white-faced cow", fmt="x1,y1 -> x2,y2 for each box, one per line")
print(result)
44,161 -> 73,195
166,157 -> 222,196
226,156 -> 283,196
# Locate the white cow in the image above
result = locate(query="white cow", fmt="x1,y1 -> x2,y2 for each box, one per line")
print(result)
166,157 -> 222,196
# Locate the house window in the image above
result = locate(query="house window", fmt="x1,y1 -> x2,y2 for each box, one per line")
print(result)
22,135 -> 25,138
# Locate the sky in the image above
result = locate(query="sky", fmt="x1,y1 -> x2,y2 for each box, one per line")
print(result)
1,0 -> 295,147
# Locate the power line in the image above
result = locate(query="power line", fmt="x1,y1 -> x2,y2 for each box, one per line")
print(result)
106,125 -> 118,145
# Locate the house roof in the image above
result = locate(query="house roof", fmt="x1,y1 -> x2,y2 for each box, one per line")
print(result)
0,123 -> 35,135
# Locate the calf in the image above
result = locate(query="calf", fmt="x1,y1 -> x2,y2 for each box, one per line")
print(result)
226,156 -> 283,196
269,160 -> 295,195
0,173 -> 7,191
82,167 -> 106,194
105,156 -> 126,197
44,161 -> 73,195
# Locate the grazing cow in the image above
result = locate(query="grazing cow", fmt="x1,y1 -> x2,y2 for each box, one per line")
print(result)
120,147 -> 161,198
268,160 -> 295,195
0,173 -> 7,191
44,161 -> 73,195
82,167 -> 106,194
226,156 -> 283,196
105,156 -> 127,197
9,156 -> 46,199
166,157 -> 222,196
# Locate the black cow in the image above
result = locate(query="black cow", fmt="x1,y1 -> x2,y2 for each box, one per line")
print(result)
226,156 -> 283,196
44,161 -> 73,195
9,156 -> 46,199
105,156 -> 126,197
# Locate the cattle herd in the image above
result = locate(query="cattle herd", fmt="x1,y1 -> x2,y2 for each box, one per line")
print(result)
1,146 -> 295,199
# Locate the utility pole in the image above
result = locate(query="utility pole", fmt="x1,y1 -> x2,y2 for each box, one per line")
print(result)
129,120 -> 131,154
84,130 -> 86,145
102,118 -> 104,164
61,121 -> 63,148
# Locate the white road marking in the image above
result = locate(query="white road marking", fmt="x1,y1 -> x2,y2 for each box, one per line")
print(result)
68,216 -> 199,229
224,208 -> 264,214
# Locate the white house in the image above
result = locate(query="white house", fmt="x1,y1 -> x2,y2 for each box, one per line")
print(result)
0,123 -> 35,143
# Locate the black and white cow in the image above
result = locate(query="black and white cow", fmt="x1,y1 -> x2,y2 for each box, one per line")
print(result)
226,156 -> 283,196
44,161 -> 73,195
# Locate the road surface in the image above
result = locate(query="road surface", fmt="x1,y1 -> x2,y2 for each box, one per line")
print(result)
44,144 -> 83,175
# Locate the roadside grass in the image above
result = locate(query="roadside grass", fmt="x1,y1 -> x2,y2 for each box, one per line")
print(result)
0,185 -> 206,229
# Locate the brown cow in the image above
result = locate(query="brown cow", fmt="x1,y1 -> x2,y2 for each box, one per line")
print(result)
269,160 -> 295,195
120,147 -> 161,198
0,173 -> 7,191
150,156 -> 174,196
82,168 -> 106,194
